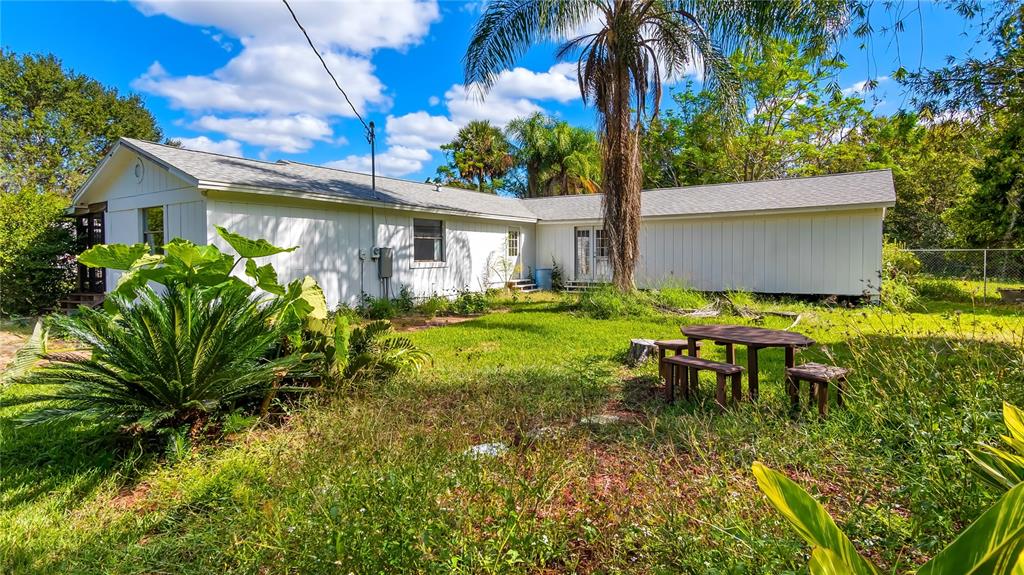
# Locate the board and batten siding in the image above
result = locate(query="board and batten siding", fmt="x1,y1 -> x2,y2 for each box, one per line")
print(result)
536,208 -> 884,296
206,194 -> 533,308
79,153 -> 206,290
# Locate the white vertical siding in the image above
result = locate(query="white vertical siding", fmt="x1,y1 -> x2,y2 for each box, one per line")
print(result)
81,152 -> 207,291
536,208 -> 885,295
206,196 -> 532,308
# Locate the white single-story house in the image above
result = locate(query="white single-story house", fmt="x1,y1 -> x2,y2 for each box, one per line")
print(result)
69,138 -> 896,306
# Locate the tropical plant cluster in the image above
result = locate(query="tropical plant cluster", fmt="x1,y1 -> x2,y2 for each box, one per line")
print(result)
2,227 -> 427,444
754,402 -> 1024,573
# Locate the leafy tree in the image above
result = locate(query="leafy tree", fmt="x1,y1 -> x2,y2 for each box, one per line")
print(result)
0,51 -> 164,196
434,120 -> 514,193
506,113 -> 601,197
643,40 -> 870,186
0,51 -> 165,314
945,111 -> 1024,247
465,0 -> 845,290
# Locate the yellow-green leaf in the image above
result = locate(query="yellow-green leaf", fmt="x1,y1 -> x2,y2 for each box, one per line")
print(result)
215,225 -> 297,258
917,480 -> 1024,575
78,243 -> 149,270
810,548 -> 858,575
1005,403 -> 1024,445
751,462 -> 878,575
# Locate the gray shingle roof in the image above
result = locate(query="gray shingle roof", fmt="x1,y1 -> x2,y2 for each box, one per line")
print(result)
121,138 -> 894,222
522,170 -> 896,221
121,138 -> 537,220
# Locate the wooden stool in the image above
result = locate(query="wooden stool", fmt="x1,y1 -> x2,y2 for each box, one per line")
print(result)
664,354 -> 742,409
785,363 -> 850,416
655,339 -> 700,395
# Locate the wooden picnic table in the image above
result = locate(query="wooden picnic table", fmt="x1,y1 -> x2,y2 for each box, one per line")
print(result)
680,324 -> 815,401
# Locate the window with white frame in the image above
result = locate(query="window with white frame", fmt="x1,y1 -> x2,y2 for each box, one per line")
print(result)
595,228 -> 609,258
506,228 -> 520,258
142,206 -> 165,254
413,218 -> 445,262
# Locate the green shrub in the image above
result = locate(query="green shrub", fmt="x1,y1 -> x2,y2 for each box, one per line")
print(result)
649,286 -> 708,310
880,242 -> 921,310
915,278 -> 973,302
394,285 -> 416,314
0,190 -> 75,316
2,284 -> 304,433
575,285 -> 651,319
450,289 -> 488,315
417,294 -> 450,317
361,295 -> 395,319
882,241 -> 922,280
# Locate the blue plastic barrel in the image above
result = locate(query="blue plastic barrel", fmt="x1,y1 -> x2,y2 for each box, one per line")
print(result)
534,268 -> 553,291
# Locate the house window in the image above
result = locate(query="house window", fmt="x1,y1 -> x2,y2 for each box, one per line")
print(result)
595,228 -> 609,258
507,228 -> 520,258
142,206 -> 165,254
413,218 -> 444,262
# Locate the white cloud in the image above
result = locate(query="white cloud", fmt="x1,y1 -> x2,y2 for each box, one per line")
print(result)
385,111 -> 459,149
325,145 -> 432,177
176,135 -> 243,156
201,29 -> 233,51
133,46 -> 387,119
444,63 -> 582,126
129,0 -> 440,160
191,114 -> 332,153
131,0 -> 440,55
843,76 -> 889,96
428,95 -> 440,106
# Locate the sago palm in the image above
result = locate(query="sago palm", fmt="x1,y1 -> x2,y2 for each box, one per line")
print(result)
466,0 -> 846,290
2,284 -> 305,432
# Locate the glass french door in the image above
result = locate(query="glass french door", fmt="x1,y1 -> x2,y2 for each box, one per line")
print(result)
574,226 -> 611,281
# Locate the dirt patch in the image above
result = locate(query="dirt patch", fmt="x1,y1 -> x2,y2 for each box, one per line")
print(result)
392,314 -> 481,332
0,329 -> 31,372
109,482 -> 154,513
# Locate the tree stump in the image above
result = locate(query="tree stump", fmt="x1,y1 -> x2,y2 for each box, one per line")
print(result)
627,338 -> 657,366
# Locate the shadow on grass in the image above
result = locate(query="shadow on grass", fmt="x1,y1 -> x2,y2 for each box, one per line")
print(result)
0,417 -> 139,509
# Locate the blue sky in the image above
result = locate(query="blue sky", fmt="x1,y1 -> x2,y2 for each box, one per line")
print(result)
1,1 -> 985,182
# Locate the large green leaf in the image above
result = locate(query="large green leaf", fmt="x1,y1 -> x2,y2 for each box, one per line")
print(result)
917,480 -> 1024,575
215,225 -> 297,258
244,258 -> 285,295
78,243 -> 149,270
751,462 -> 879,575
810,548 -> 857,575
0,319 -> 48,386
969,445 -> 1024,492
1002,403 -> 1024,454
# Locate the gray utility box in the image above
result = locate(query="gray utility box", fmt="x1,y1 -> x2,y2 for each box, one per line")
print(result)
377,247 -> 394,278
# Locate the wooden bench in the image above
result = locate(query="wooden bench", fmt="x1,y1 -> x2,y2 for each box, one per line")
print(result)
664,354 -> 742,409
655,339 -> 701,388
785,362 -> 850,416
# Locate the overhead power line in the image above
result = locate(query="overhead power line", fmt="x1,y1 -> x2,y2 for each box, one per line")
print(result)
281,0 -> 376,191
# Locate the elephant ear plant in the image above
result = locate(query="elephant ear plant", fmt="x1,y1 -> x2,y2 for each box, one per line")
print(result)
0,227 -> 337,438
752,461 -> 1024,573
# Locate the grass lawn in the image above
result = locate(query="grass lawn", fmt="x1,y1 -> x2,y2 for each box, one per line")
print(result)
2,293 -> 1023,573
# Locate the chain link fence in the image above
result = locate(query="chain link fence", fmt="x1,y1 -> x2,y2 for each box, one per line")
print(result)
907,249 -> 1024,297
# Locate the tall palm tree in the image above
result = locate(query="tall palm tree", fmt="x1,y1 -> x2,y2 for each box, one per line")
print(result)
545,121 -> 601,195
439,120 -> 515,193
466,0 -> 845,290
507,113 -> 601,196
506,113 -> 551,197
